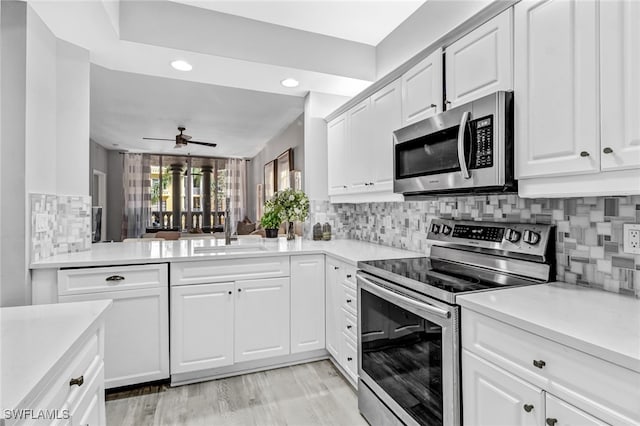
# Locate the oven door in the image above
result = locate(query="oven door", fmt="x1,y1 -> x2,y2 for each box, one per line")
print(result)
357,271 -> 460,426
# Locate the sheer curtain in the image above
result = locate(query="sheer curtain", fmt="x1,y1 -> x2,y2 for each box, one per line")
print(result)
121,153 -> 151,240
226,158 -> 247,234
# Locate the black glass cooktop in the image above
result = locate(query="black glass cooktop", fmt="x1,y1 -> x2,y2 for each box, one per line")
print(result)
359,257 -> 535,297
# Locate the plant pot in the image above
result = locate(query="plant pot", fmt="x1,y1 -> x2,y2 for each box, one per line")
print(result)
265,228 -> 279,238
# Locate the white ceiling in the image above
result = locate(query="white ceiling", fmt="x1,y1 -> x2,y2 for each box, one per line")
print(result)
170,0 -> 426,46
29,0 -> 426,158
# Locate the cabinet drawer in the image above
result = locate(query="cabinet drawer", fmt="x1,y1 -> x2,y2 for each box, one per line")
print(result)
341,308 -> 357,342
343,265 -> 357,288
58,264 -> 167,295
342,335 -> 358,383
463,310 -> 640,425
171,257 -> 290,286
30,330 -> 100,417
342,284 -> 357,315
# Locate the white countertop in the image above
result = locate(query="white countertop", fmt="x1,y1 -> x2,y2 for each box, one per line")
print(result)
1,300 -> 112,411
458,282 -> 640,373
30,238 -> 425,269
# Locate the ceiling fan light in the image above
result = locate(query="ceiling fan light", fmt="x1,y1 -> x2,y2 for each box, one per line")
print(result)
280,78 -> 299,88
171,60 -> 193,71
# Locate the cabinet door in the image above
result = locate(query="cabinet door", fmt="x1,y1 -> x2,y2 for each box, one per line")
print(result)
600,0 -> 640,171
290,255 -> 325,354
235,277 -> 290,363
325,258 -> 341,358
462,350 -> 544,426
445,8 -> 513,108
170,282 -> 234,374
327,114 -> 349,195
60,288 -> 169,388
370,79 -> 402,190
401,48 -> 443,125
514,0 -> 599,178
545,394 -> 609,426
71,363 -> 105,426
348,98 -> 373,191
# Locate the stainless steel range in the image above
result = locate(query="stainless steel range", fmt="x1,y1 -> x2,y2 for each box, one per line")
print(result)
356,219 -> 555,426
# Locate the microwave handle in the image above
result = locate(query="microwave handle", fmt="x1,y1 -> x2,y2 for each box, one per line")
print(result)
457,111 -> 471,179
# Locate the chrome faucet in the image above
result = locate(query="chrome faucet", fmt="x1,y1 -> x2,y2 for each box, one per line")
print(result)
224,197 -> 231,245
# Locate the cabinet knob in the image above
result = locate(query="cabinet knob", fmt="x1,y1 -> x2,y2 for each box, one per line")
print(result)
228,291 -> 232,295
346,325 -> 352,330
333,266 -> 339,270
342,185 -> 347,189
523,404 -> 534,413
532,359 -> 546,369
369,182 -> 374,186
347,357 -> 353,361
346,299 -> 352,303
546,419 -> 558,426
105,275 -> 125,282
69,376 -> 84,387
603,147 -> 613,154
580,151 -> 590,157
346,274 -> 352,278
445,100 -> 451,105
430,103 -> 437,109
238,288 -> 242,292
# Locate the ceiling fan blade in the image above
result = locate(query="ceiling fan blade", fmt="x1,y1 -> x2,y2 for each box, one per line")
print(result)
142,137 -> 175,142
188,140 -> 217,148
181,134 -> 192,140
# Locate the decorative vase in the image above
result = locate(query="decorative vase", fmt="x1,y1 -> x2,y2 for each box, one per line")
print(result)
287,221 -> 295,240
265,228 -> 278,238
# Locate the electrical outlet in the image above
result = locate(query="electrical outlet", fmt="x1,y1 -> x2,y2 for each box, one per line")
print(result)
623,223 -> 640,254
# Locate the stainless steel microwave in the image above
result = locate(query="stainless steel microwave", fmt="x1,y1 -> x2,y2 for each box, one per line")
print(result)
393,91 -> 516,197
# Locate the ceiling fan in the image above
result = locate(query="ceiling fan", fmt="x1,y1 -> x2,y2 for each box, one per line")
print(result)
143,126 -> 217,148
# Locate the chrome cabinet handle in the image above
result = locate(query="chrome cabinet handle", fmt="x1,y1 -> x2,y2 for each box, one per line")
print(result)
69,376 -> 84,387
533,359 -> 546,369
603,147 -> 613,154
457,111 -> 471,179
546,419 -> 558,426
523,404 -> 534,413
105,275 -> 124,282
580,151 -> 590,157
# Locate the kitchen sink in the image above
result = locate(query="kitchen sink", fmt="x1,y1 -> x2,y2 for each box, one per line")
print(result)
192,245 -> 268,254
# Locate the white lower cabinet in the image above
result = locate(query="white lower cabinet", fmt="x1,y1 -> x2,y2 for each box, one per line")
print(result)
170,282 -> 235,374
58,264 -> 169,389
463,350 -> 543,426
290,255 -> 326,354
324,255 -> 358,387
462,309 -> 637,425
235,277 -> 290,363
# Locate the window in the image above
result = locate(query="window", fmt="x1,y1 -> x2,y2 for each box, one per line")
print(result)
149,155 -> 228,232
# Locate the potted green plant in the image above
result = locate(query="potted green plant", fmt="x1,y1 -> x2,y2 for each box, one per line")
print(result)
272,188 -> 309,240
260,201 -> 282,238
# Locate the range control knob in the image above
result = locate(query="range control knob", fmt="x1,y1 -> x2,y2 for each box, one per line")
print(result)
505,228 -> 521,243
441,225 -> 452,235
431,224 -> 441,234
523,230 -> 541,245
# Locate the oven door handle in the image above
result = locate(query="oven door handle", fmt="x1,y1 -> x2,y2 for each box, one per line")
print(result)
358,274 -> 451,319
457,110 -> 472,180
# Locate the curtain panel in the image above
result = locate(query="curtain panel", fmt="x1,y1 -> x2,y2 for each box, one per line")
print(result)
121,153 -> 151,240
226,158 -> 247,235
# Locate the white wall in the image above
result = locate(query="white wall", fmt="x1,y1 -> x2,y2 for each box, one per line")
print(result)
376,0 -> 493,78
248,115 -> 304,221
0,3 -> 90,306
56,38 -> 89,195
303,92 -> 350,201
1,1 -> 27,307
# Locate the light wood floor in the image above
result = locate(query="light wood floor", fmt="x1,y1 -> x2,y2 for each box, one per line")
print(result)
106,360 -> 368,426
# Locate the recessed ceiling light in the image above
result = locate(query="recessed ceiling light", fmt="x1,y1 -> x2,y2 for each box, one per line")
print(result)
280,78 -> 299,88
171,60 -> 193,71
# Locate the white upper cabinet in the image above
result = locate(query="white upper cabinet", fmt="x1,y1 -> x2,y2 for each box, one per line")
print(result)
369,79 -> 403,191
348,98 -> 373,191
514,0 -> 599,179
600,0 -> 640,171
401,48 -> 443,126
327,114 -> 349,195
445,8 -> 513,109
